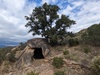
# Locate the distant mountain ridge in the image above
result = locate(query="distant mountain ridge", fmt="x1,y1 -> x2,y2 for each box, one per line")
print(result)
0,41 -> 19,48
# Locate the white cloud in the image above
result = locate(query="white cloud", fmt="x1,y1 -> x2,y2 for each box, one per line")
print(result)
0,0 -> 100,46
66,0 -> 100,32
0,0 -> 37,43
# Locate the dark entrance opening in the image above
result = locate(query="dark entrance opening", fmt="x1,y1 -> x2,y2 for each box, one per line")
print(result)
33,48 -> 44,59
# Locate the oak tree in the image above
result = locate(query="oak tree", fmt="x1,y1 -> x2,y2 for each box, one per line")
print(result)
25,3 -> 76,45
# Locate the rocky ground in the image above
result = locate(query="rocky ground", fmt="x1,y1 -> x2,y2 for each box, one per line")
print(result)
0,58 -> 90,75
0,45 -> 99,75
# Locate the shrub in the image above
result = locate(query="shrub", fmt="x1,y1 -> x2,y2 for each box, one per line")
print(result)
54,70 -> 65,75
52,57 -> 63,68
0,57 -> 3,64
68,38 -> 79,47
91,56 -> 100,75
67,32 -> 75,37
19,42 -> 27,50
83,47 -> 90,54
8,52 -> 16,62
63,50 -> 69,55
27,71 -> 39,75
0,47 -> 12,64
81,23 -> 100,46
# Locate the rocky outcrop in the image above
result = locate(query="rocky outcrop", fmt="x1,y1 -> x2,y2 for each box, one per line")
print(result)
15,46 -> 34,69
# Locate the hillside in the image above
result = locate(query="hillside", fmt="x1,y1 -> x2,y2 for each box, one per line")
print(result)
1,44 -> 100,75
0,24 -> 100,75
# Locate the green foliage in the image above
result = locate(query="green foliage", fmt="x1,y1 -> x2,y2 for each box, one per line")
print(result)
54,70 -> 65,75
25,3 -> 76,46
83,47 -> 90,54
27,71 -> 39,75
52,57 -> 63,68
19,42 -> 26,50
81,23 -> 100,46
91,56 -> 100,75
63,50 -> 69,55
68,38 -> 79,47
67,32 -> 75,37
8,51 -> 16,62
0,47 -> 13,64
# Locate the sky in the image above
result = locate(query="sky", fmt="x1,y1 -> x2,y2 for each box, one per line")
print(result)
0,0 -> 100,46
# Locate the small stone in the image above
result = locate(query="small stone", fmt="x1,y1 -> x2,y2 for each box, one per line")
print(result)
44,59 -> 48,62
